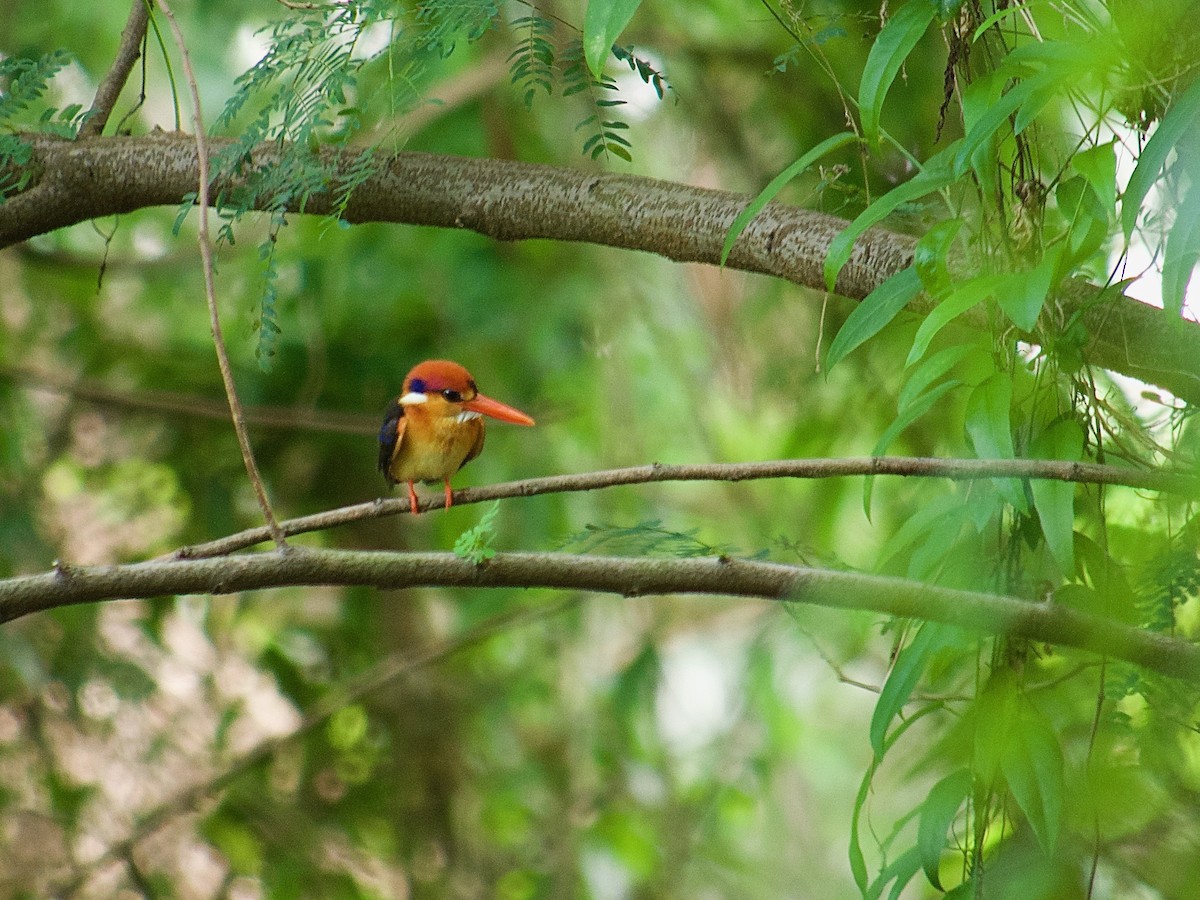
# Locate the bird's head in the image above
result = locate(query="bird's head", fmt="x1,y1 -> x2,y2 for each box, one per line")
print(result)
398,359 -> 535,426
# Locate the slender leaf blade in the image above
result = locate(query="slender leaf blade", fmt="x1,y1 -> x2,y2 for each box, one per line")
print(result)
1030,419 -> 1083,574
918,769 -> 972,889
859,1 -> 938,146
826,266 -> 921,370
965,374 -> 1028,513
905,274 -> 1003,367
864,380 -> 960,518
1122,76 -> 1200,240
1001,702 -> 1065,854
721,132 -> 857,265
869,623 -> 954,757
1162,179 -> 1200,317
826,148 -> 957,291
1072,140 -> 1117,214
897,343 -> 975,412
998,252 -> 1058,331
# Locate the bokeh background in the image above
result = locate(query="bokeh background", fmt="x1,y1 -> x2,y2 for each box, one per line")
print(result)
2,0 -> 1199,897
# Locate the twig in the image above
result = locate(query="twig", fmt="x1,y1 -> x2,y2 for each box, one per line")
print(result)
79,0 -> 151,138
169,457 -> 1200,559
55,596 -> 578,897
3,363 -> 377,435
153,0 -> 288,550
4,549 -> 1200,681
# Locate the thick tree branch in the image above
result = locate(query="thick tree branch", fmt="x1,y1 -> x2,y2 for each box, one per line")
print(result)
78,0 -> 150,138
172,457 -> 1200,559
55,595 -> 578,897
2,134 -> 1198,403
4,549 -> 1199,681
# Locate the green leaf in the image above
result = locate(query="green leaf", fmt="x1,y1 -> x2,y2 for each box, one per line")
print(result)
849,764 -> 872,892
912,219 -> 962,297
906,274 -> 1003,367
583,0 -> 643,79
1162,179 -> 1200,317
454,501 -> 502,564
1029,418 -> 1083,575
721,131 -> 857,265
869,622 -> 955,757
964,374 -> 1012,458
965,374 -> 1028,513
997,251 -> 1058,332
866,845 -> 923,900
897,343 -> 975,412
1123,76 -> 1200,241
850,705 -> 944,895
826,266 -> 921,371
1056,176 -> 1111,267
826,147 -> 957,291
907,513 -> 966,581
864,380 -> 961,518
859,1 -> 938,146
1000,701 -> 1065,854
1072,140 -> 1117,215
918,769 -> 972,889
877,493 -> 964,571
954,76 -> 1042,176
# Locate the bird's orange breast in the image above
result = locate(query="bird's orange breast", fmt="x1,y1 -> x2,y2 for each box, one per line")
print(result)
385,407 -> 485,485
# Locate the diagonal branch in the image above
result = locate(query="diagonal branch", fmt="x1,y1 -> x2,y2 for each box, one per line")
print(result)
153,0 -> 288,550
169,457 -> 1200,559
2,135 -> 1198,404
78,0 -> 151,138
3,549 -> 1199,681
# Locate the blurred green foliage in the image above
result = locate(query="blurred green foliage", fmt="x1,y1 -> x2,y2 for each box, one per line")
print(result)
1,0 -> 1199,897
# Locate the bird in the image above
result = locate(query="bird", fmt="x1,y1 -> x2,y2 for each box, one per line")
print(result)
378,359 -> 535,514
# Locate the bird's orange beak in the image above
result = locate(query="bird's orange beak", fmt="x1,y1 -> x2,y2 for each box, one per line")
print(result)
463,394 -> 535,426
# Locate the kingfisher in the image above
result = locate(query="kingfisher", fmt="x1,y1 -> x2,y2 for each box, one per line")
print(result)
378,360 -> 535,514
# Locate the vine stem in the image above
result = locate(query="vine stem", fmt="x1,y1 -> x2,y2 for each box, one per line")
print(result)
153,0 -> 288,550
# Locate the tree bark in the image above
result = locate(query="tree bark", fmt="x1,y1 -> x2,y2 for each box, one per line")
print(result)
5,549 -> 1198,681
3,133 -> 1199,402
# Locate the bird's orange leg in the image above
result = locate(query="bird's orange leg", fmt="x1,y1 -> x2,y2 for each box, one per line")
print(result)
406,481 -> 421,515
443,478 -> 454,511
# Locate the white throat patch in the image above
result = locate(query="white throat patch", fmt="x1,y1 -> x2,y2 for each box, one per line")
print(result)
454,411 -> 482,423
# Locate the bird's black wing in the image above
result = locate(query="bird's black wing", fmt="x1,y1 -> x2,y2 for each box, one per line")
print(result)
377,399 -> 405,485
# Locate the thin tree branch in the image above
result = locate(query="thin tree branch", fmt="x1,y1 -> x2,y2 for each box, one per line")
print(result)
55,594 -> 578,897
4,549 -> 1199,681
78,0 -> 151,138
2,135 -> 1198,404
3,363 -> 377,435
153,0 -> 288,550
170,457 -> 1200,559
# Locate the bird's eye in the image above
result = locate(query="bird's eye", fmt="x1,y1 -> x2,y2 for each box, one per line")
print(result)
441,389 -> 463,402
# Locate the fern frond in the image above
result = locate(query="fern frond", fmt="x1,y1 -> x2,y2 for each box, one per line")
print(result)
0,50 -> 71,125
611,45 -> 670,100
1138,544 -> 1200,632
561,39 -> 632,162
254,225 -> 284,372
558,520 -> 741,558
508,15 -> 555,109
